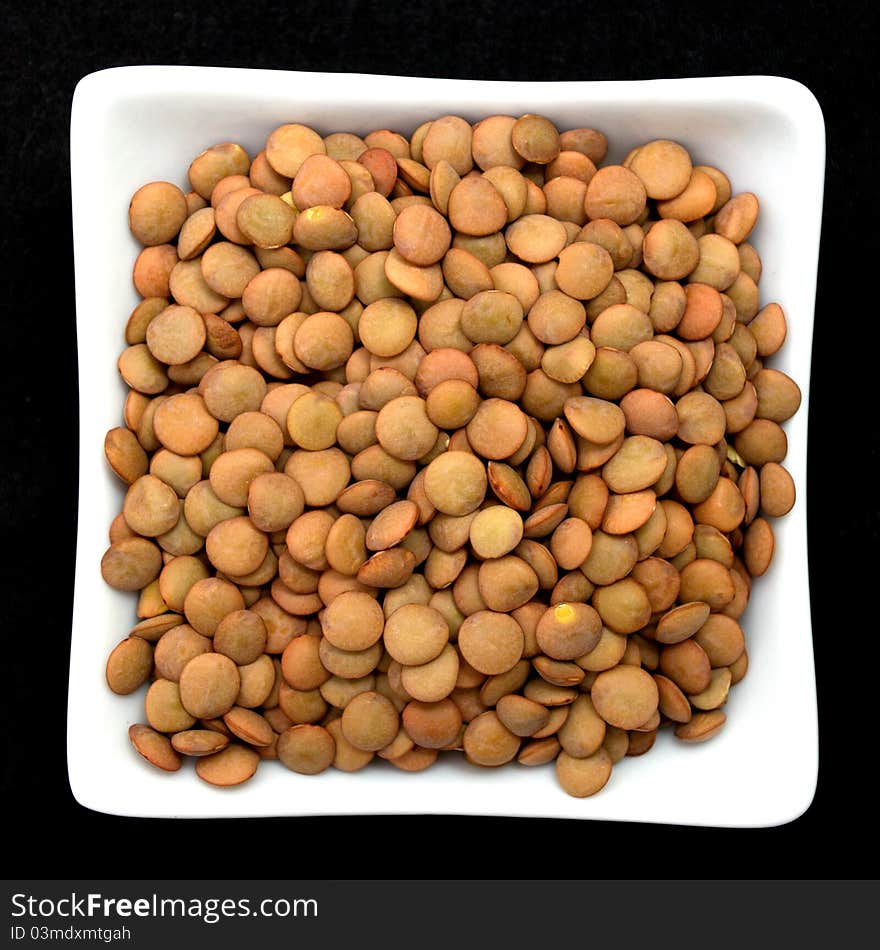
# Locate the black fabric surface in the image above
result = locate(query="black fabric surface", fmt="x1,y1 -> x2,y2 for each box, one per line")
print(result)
1,0 -> 876,879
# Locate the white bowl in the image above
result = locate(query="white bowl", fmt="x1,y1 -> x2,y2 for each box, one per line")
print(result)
69,66 -> 824,825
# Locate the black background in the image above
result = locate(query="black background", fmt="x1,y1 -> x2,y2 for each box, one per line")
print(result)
2,0 -> 876,880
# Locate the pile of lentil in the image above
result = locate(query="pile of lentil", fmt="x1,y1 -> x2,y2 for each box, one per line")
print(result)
102,113 -> 800,798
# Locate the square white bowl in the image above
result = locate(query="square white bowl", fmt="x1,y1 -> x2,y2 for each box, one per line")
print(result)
69,66 -> 823,825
